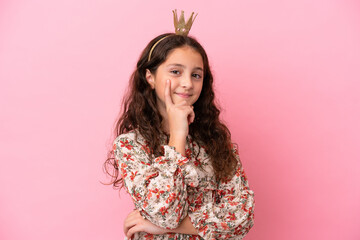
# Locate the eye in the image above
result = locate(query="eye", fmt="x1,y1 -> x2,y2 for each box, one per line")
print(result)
170,70 -> 180,75
192,73 -> 202,79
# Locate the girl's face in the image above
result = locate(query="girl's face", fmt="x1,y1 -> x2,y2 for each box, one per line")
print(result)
146,46 -> 204,115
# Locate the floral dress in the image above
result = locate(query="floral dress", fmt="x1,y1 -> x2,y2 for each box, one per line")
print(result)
113,129 -> 255,240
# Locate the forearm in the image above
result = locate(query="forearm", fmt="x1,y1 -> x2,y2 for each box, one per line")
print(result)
168,135 -> 186,155
168,216 -> 198,235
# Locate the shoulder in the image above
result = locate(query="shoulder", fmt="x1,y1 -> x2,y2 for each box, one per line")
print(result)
114,129 -> 144,143
114,129 -> 136,142
113,129 -> 147,150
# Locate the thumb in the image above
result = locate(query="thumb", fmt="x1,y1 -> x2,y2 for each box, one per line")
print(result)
188,107 -> 195,124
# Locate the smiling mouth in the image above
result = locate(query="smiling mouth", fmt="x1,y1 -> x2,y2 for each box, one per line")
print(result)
175,93 -> 192,98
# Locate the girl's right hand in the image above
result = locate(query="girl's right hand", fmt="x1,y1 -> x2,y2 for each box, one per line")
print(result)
165,79 -> 195,139
123,210 -> 168,239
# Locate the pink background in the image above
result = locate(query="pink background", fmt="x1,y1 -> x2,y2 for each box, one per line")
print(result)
1,0 -> 359,239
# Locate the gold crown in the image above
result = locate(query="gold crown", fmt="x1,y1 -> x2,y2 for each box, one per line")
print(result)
172,9 -> 198,36
147,10 -> 198,61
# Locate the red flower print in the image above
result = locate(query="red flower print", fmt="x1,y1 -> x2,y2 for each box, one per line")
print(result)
133,191 -> 141,201
145,172 -> 159,182
120,163 -> 127,178
150,188 -> 165,199
130,171 -> 137,181
236,166 -> 242,177
190,235 -> 202,240
185,148 -> 192,158
229,201 -> 239,206
159,206 -> 168,216
221,222 -> 230,230
192,194 -> 203,211
225,233 -> 232,239
174,168 -> 181,177
124,153 -> 134,161
177,158 -> 188,166
241,204 -> 248,211
175,202 -> 183,214
241,194 -> 249,200
232,144 -> 239,155
189,182 -> 196,187
120,140 -> 133,150
234,224 -> 244,235
194,158 -> 201,167
199,225 -> 208,235
147,191 -> 152,200
155,156 -> 168,164
166,193 -> 177,204
144,233 -> 154,240
227,188 -> 235,195
140,160 -> 151,166
141,144 -> 151,154
227,212 -> 236,221
225,195 -> 235,201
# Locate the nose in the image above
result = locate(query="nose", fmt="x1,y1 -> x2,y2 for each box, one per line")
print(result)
180,74 -> 193,89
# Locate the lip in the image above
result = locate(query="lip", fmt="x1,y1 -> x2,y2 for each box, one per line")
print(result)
175,93 -> 192,98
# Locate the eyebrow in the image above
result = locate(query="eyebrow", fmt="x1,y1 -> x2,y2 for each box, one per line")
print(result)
166,63 -> 203,72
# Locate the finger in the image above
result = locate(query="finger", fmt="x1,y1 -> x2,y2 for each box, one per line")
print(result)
164,79 -> 174,108
127,224 -> 143,239
123,215 -> 139,236
188,109 -> 195,124
124,210 -> 142,235
123,219 -> 136,235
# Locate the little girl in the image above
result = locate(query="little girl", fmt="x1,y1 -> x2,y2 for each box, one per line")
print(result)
104,11 -> 255,240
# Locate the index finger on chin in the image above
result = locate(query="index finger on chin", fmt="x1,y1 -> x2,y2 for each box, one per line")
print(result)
164,79 -> 174,108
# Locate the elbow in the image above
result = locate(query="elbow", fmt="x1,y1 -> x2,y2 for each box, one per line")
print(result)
243,191 -> 255,222
237,195 -> 255,234
237,211 -> 255,236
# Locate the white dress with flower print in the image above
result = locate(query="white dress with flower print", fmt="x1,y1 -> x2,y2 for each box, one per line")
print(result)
113,129 -> 255,240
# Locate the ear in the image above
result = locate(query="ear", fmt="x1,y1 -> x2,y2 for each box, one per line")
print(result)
145,69 -> 155,89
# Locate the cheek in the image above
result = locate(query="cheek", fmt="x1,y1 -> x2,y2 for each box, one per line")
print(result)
195,82 -> 204,93
154,87 -> 164,101
154,82 -> 174,102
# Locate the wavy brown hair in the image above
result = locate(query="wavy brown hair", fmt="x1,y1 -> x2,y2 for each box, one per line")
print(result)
103,33 -> 239,190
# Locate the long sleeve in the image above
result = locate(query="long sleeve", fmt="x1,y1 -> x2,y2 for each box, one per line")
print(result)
188,144 -> 255,240
113,131 -> 199,229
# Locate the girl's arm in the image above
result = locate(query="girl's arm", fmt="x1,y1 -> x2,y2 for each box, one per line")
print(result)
114,133 -> 199,230
188,144 -> 255,239
170,216 -> 198,235
116,79 -> 197,231
124,211 -> 198,239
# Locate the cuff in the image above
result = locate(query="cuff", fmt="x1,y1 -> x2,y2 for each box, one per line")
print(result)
153,145 -> 199,187
188,211 -> 214,240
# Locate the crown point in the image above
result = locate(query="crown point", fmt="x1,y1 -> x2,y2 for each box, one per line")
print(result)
172,9 -> 198,36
